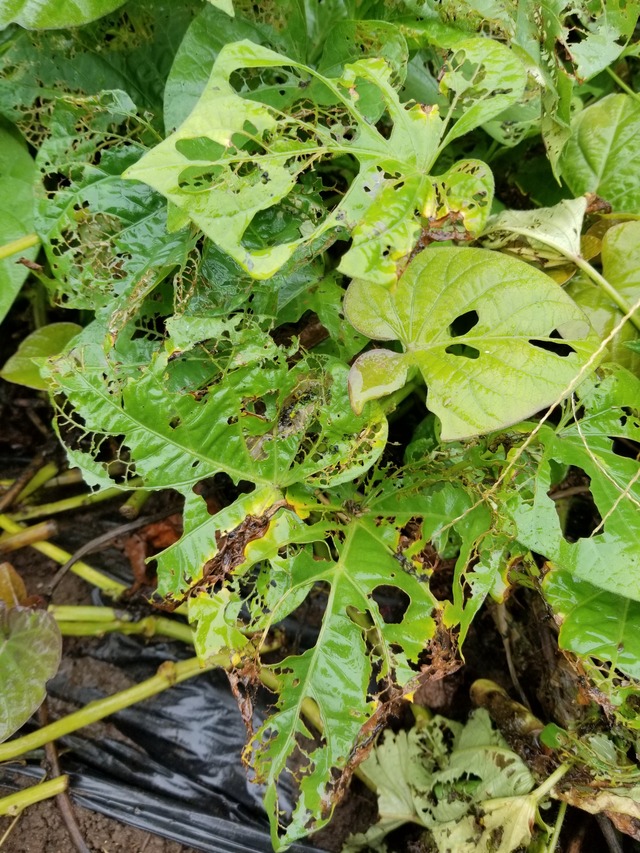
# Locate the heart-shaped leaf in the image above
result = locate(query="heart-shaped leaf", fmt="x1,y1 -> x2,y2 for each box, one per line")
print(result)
0,604 -> 62,742
344,247 -> 600,440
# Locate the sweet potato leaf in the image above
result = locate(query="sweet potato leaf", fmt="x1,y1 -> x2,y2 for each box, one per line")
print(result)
347,708 -> 536,853
0,604 -> 62,742
0,0 -> 127,29
0,124 -> 38,324
543,569 -> 640,681
560,95 -> 640,214
511,364 -> 640,602
344,247 -> 600,440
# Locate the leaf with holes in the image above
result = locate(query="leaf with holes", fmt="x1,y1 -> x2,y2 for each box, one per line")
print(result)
34,93 -> 195,320
0,604 -> 62,742
438,37 -> 527,147
511,364 -> 640,602
126,40 -> 449,282
560,95 -> 640,214
246,523 -> 437,848
43,322 -> 387,494
0,0 -> 126,29
344,247 -> 600,440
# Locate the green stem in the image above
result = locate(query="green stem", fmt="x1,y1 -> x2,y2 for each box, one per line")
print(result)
0,777 -> 68,816
16,462 -> 59,502
0,233 -> 39,262
546,800 -> 567,852
0,656 -> 220,763
10,481 -> 141,522
119,489 -> 151,520
572,254 -> 640,331
533,762 -> 571,801
0,514 -> 126,596
51,606 -> 194,645
605,66 -> 640,102
498,225 -> 640,332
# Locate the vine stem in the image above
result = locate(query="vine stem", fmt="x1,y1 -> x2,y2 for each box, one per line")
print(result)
0,777 -> 68,816
9,479 -> 143,523
50,605 -> 194,645
605,66 -> 640,102
0,656 -> 222,763
546,801 -> 567,853
0,514 -> 126,596
0,233 -> 39,261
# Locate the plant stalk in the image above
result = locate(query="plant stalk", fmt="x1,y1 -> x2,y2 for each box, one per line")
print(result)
0,777 -> 68,816
51,608 -> 194,645
10,484 -> 137,522
0,514 -> 126,596
0,519 -> 58,552
0,233 -> 39,262
16,461 -> 59,502
0,656 -> 221,763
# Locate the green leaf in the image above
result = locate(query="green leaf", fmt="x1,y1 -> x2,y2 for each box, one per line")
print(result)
0,2 -> 197,132
207,0 -> 234,15
188,589 -> 249,659
164,2 -> 308,134
543,569 -> 640,680
0,604 -> 62,742
0,323 -> 81,390
560,94 -> 640,214
0,0 -> 126,29
44,331 -> 387,494
0,124 -> 37,325
344,247 -> 600,440
34,94 -> 195,316
438,37 -> 528,147
127,40 -> 445,282
511,364 -> 640,602
248,517 -> 438,847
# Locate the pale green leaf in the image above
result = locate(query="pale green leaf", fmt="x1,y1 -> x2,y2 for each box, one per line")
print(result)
439,37 -> 527,147
560,94 -> 640,213
477,794 -> 537,853
0,125 -> 37,325
0,0 -> 127,29
206,0 -> 234,15
248,518 -> 438,847
0,323 -> 81,390
344,247 -> 600,440
189,589 -> 249,659
481,197 -> 587,266
0,604 -> 62,742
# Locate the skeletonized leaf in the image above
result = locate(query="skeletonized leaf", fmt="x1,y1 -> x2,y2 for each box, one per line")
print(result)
344,247 -> 600,440
126,40 -> 445,282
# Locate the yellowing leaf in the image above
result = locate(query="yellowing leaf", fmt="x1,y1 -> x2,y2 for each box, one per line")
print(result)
344,247 -> 600,440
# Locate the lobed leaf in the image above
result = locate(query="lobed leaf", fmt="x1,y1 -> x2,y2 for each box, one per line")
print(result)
511,364 -> 640,604
344,247 -> 600,440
